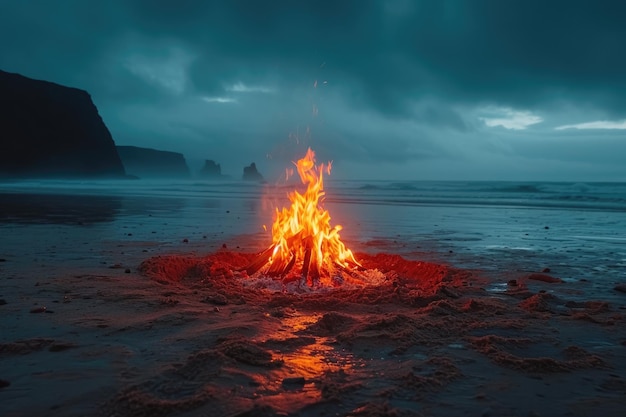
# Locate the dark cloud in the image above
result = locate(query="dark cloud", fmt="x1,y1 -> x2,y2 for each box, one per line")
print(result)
4,0 -> 626,106
402,1 -> 626,110
1,0 -> 625,180
105,0 -> 626,113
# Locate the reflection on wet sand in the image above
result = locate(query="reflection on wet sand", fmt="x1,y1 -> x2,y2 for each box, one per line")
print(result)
0,192 -> 192,225
0,192 -> 123,224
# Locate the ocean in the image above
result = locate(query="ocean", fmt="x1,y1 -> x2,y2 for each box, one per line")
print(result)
1,179 -> 625,299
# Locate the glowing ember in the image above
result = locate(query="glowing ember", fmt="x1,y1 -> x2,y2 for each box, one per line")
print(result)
246,148 -> 361,286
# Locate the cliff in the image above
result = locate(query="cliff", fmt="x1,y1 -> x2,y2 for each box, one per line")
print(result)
116,146 -> 190,178
0,69 -> 126,178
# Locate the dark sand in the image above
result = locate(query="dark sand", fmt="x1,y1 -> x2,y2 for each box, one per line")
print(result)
1,243 -> 625,416
0,187 -> 625,416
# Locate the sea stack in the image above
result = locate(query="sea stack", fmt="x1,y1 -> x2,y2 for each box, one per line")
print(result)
0,69 -> 125,178
242,162 -> 264,181
199,159 -> 222,178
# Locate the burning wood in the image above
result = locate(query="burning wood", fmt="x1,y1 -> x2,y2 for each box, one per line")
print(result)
244,245 -> 275,276
245,148 -> 360,286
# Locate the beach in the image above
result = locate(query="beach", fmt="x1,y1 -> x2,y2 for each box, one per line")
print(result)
1,179 -> 625,416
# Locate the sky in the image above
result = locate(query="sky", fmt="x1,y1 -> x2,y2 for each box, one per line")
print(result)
1,0 -> 626,181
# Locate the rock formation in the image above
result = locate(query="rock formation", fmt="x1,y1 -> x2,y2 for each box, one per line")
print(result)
116,146 -> 190,178
0,69 -> 126,178
242,162 -> 264,181
199,159 -> 222,178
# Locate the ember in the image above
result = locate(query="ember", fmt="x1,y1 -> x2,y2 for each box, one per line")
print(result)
246,148 -> 361,287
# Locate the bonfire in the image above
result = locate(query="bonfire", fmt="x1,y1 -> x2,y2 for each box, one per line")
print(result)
245,148 -> 361,287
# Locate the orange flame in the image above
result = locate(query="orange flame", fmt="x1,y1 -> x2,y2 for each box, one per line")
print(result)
259,148 -> 360,285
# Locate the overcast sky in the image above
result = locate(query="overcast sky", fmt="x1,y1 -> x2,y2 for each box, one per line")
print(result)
1,0 -> 625,181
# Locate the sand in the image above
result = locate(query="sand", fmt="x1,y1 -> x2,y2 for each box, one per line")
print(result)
1,237 -> 625,417
1,187 -> 625,416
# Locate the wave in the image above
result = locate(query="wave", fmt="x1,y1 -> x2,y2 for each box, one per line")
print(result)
2,179 -> 626,211
335,181 -> 626,211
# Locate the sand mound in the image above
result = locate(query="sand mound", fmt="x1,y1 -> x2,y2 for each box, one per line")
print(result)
138,251 -> 475,308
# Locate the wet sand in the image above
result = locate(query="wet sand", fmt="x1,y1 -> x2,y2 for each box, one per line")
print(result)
1,190 -> 626,416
